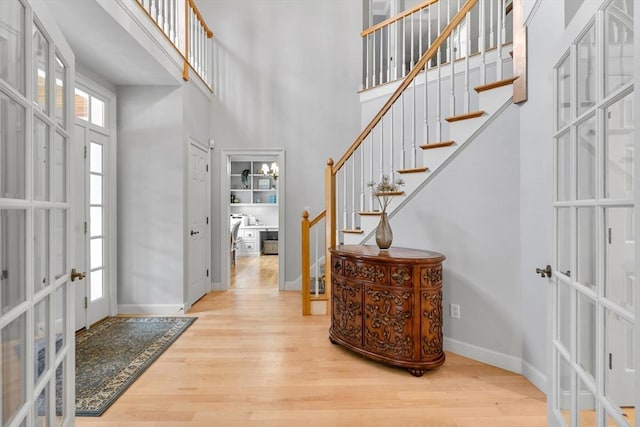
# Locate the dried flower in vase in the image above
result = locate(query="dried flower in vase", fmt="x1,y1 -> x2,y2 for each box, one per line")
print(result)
367,174 -> 405,214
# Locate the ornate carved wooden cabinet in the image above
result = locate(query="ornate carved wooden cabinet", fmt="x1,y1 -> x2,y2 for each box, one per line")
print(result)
329,245 -> 446,376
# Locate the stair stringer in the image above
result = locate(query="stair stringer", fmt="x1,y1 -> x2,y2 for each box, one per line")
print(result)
344,94 -> 514,246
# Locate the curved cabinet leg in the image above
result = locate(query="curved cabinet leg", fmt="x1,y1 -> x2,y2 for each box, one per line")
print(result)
329,336 -> 339,345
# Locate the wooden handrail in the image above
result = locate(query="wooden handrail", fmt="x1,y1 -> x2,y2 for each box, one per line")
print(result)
361,0 -> 438,37
309,209 -> 326,227
334,0 -> 479,173
188,0 -> 214,38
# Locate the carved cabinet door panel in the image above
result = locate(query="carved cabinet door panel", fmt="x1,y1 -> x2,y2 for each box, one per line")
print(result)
363,285 -> 415,359
331,278 -> 363,346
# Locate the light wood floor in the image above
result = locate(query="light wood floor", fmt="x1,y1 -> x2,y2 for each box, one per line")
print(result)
75,256 -> 548,427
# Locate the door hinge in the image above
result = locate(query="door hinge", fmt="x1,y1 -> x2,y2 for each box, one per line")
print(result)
84,221 -> 88,234
206,217 -> 209,224
609,353 -> 612,370
206,269 -> 209,277
608,227 -> 612,244
84,145 -> 87,159
206,164 -> 209,172
1,270 -> 7,280
84,296 -> 88,309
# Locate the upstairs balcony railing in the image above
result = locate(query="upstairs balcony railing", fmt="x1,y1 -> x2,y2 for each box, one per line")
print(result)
136,0 -> 214,89
362,0 -> 512,90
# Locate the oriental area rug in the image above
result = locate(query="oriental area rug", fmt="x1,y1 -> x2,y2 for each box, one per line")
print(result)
75,316 -> 196,416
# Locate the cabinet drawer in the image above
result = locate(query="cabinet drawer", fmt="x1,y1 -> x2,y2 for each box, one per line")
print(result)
244,241 -> 256,251
241,229 -> 256,239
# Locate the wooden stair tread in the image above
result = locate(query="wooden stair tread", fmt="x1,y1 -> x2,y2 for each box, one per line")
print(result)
420,140 -> 455,150
474,76 -> 519,93
445,110 -> 485,122
397,167 -> 429,174
358,211 -> 383,216
342,229 -> 364,234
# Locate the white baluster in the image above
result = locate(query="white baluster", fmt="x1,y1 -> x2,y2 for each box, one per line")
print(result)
150,0 -> 157,22
412,79 -> 416,168
496,0 -> 503,80
489,0 -> 495,49
424,61 -> 429,145
418,7 -> 423,60
360,141 -> 365,213
372,31 -> 377,86
390,104 -> 394,178
351,160 -> 356,229
449,30 -> 455,118
436,0 -> 442,142
410,14 -> 415,69
401,91 -> 406,169
464,10 -> 471,112
479,0 -> 486,85
369,134 -> 374,211
164,0 -> 171,34
386,26 -> 391,82
365,34 -> 371,88
314,225 -> 319,296
379,120 -> 384,181
393,21 -> 398,80
402,16 -> 406,78
343,167 -> 347,231
379,29 -> 384,85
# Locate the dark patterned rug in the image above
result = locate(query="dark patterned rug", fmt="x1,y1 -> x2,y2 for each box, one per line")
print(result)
75,316 -> 196,416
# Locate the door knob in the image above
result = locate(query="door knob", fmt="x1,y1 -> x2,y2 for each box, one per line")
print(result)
71,268 -> 86,281
190,230 -> 199,236
535,265 -> 552,278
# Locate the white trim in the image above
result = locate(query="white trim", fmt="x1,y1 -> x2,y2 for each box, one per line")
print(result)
444,337 -> 523,374
523,0 -> 544,27
118,304 -> 185,315
220,148 -> 286,291
210,281 -> 223,291
522,359 -> 547,394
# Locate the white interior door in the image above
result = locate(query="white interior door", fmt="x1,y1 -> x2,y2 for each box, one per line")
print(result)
73,123 -> 88,331
187,141 -> 209,307
549,1 -> 636,425
0,0 -> 75,425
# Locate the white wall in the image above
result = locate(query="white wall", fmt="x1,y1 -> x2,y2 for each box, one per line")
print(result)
518,0 -> 565,391
199,0 -> 362,287
117,85 -> 185,308
384,103 -> 523,366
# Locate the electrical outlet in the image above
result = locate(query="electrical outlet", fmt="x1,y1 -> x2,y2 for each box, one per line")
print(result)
450,303 -> 460,319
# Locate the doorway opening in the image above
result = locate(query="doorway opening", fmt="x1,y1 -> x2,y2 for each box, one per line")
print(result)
221,149 -> 285,291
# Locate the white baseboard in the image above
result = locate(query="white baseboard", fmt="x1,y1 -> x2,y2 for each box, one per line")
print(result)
444,337 -> 523,374
118,304 -> 185,315
284,280 -> 300,291
522,359 -> 547,394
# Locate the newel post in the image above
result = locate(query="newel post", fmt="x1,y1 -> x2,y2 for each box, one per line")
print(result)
324,158 -> 336,315
301,210 -> 311,315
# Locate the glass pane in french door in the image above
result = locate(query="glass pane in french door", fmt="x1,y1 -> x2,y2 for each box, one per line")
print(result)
1,209 -> 26,314
0,92 -> 26,199
2,313 -> 26,425
604,92 -> 634,200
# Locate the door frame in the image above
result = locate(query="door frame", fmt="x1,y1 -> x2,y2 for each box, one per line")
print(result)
220,148 -> 286,291
74,73 -> 117,330
184,137 -> 211,311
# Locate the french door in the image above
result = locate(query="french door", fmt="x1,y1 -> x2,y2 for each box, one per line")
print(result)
73,81 -> 115,331
550,0 -> 636,425
0,0 -> 75,425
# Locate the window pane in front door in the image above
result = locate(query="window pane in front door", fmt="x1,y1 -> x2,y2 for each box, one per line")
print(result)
1,209 -> 26,314
557,55 -> 571,130
32,24 -> 49,114
556,131 -> 571,201
604,0 -> 634,97
577,293 -> 596,379
54,285 -> 66,356
0,0 -> 25,94
577,115 -> 596,200
2,312 -> 26,426
34,297 -> 48,384
557,207 -> 572,278
54,55 -> 65,129
604,92 -> 634,200
54,132 -> 67,203
34,118 -> 49,201
0,91 -> 26,199
34,209 -> 49,294
577,207 -> 596,290
604,308 -> 635,410
577,24 -> 596,116
605,207 -> 634,310
53,209 -> 66,280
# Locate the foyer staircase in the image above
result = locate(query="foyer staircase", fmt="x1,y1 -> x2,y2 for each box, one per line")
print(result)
301,0 -> 523,315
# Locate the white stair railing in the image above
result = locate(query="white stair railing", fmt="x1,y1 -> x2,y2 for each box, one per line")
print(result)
136,0 -> 214,89
362,0 -> 513,91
